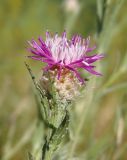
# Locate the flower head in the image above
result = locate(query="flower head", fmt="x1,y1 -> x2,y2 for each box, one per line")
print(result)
28,31 -> 104,84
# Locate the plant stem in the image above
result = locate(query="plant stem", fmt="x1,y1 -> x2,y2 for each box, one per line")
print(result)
68,78 -> 96,159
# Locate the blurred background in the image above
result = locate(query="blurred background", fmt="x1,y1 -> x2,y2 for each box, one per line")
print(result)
0,0 -> 127,159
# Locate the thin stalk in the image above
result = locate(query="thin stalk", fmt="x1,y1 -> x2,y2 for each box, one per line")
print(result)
68,78 -> 96,159
96,0 -> 107,34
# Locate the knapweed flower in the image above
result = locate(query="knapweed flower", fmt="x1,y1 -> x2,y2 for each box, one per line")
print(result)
28,31 -> 104,100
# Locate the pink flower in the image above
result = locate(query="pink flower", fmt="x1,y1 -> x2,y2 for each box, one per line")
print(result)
28,31 -> 104,84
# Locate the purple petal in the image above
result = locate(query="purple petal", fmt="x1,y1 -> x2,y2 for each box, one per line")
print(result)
85,54 -> 104,63
86,45 -> 96,53
57,65 -> 62,80
27,48 -> 43,56
66,66 -> 85,84
83,66 -> 102,76
62,30 -> 67,38
69,59 -> 83,66
46,31 -> 50,39
38,36 -> 52,56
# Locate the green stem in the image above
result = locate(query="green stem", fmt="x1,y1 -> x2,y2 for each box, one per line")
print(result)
43,147 -> 52,160
42,130 -> 54,160
68,79 -> 96,159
